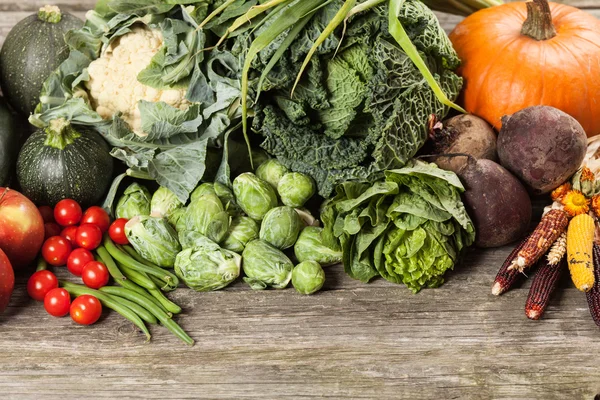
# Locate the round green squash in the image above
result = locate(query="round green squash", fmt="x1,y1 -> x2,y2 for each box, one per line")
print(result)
16,119 -> 114,207
0,98 -> 20,186
0,6 -> 82,116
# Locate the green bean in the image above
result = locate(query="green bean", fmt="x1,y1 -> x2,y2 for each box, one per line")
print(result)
98,286 -> 193,346
148,288 -> 182,315
111,274 -> 172,317
98,286 -> 158,324
149,274 -> 174,292
96,245 -> 126,281
104,237 -> 179,287
36,257 -> 48,271
118,262 -> 157,290
60,281 -> 151,341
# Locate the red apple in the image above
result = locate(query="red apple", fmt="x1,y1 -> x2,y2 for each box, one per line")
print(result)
0,188 -> 44,268
0,248 -> 14,313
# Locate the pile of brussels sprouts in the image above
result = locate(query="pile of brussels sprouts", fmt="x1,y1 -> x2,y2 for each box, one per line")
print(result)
114,159 -> 343,295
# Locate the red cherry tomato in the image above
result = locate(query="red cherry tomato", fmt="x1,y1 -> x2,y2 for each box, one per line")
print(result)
81,206 -> 110,233
60,226 -> 79,248
42,236 -> 72,266
44,222 -> 62,240
67,248 -> 95,276
82,261 -> 109,289
75,224 -> 103,250
108,218 -> 129,245
44,288 -> 71,317
70,295 -> 102,325
27,270 -> 58,301
54,199 -> 82,227
38,205 -> 55,223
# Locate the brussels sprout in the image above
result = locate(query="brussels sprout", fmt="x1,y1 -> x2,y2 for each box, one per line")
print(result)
151,187 -> 183,219
125,216 -> 181,268
174,238 -> 241,292
178,193 -> 230,243
277,172 -> 315,208
190,183 -> 216,203
116,183 -> 151,219
233,173 -> 278,221
242,239 -> 293,290
168,207 -> 186,229
259,206 -> 302,250
252,149 -> 270,169
191,182 -> 241,217
178,230 -> 210,249
256,159 -> 289,190
222,216 -> 259,253
295,208 -> 319,227
294,226 -> 342,266
292,260 -> 325,295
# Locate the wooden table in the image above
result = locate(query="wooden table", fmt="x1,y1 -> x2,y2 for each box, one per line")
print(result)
1,1 -> 600,399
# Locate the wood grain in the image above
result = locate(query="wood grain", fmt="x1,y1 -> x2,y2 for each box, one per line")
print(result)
1,1 -> 600,399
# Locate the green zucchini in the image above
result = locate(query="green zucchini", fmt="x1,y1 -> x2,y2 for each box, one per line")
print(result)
16,119 -> 114,207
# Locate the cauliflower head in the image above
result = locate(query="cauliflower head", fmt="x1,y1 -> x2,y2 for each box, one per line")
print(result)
85,25 -> 190,134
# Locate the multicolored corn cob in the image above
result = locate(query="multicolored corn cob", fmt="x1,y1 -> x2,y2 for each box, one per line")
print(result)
510,209 -> 570,272
525,258 -> 565,320
492,237 -> 528,296
586,244 -> 600,326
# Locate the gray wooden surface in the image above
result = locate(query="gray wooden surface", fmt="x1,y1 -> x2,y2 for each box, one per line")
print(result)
1,1 -> 600,399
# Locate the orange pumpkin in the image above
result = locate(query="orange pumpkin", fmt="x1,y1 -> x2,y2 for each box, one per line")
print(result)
449,0 -> 600,136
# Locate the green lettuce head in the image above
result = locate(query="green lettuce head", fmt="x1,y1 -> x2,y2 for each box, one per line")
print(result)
242,239 -> 293,290
256,159 -> 289,190
321,160 -> 475,293
179,193 -> 230,243
259,206 -> 302,250
294,226 -> 342,266
125,215 -> 182,268
292,261 -> 325,295
233,173 -> 278,221
174,236 -> 241,292
116,183 -> 151,219
151,187 -> 184,219
222,216 -> 259,254
278,172 -> 315,208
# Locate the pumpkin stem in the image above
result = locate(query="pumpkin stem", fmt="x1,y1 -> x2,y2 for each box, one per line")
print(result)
521,0 -> 557,41
38,5 -> 62,24
44,119 -> 81,150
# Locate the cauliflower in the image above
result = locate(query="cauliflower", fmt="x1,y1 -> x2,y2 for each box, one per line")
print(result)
85,25 -> 190,135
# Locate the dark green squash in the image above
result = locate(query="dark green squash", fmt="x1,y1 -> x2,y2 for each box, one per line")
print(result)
0,6 -> 82,116
16,119 -> 114,207
0,98 -> 20,186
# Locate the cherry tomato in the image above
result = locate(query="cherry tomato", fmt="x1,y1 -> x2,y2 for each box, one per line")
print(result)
44,288 -> 71,317
27,270 -> 58,301
38,205 -> 55,223
70,295 -> 102,325
42,236 -> 72,266
81,206 -> 110,233
82,261 -> 109,289
67,248 -> 95,277
44,222 -> 62,240
54,199 -> 82,227
108,218 -> 129,245
76,224 -> 103,250
60,226 -> 79,248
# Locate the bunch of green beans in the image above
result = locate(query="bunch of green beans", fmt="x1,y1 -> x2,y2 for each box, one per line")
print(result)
60,236 -> 193,346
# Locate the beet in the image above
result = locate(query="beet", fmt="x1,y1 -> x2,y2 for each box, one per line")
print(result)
497,106 -> 587,195
425,114 -> 497,174
458,157 -> 532,248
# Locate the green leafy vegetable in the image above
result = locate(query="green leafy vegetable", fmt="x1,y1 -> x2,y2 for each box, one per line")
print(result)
125,215 -> 182,268
259,206 -> 302,250
116,182 -> 152,219
294,226 -> 342,265
292,260 -> 325,295
222,215 -> 260,253
178,193 -> 231,243
242,239 -> 294,290
321,160 -> 475,293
